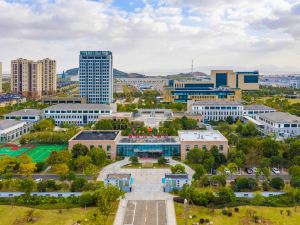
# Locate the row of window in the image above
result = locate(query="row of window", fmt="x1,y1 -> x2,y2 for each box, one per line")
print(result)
45,110 -> 110,114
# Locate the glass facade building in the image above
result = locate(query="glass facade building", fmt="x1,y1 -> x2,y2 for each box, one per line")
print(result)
117,144 -> 181,157
79,51 -> 113,104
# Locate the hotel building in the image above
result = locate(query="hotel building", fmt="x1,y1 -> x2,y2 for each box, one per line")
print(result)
79,51 -> 113,104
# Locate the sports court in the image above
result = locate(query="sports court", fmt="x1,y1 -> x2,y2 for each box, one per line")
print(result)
0,144 -> 67,162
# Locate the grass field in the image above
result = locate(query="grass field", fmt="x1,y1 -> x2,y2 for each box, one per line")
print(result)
0,144 -> 67,162
26,144 -> 67,162
258,97 -> 300,104
0,205 -> 115,225
175,203 -> 300,225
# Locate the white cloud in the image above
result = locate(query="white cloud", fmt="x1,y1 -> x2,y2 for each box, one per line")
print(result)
0,0 -> 299,74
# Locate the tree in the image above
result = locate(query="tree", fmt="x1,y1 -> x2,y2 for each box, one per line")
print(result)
95,120 -> 114,130
90,147 -> 106,166
96,185 -> 124,225
187,148 -> 203,164
193,164 -> 206,180
84,164 -> 99,179
259,138 -> 281,158
290,177 -> 300,188
71,178 -> 88,192
0,156 -> 17,174
227,163 -> 238,174
19,178 -> 35,194
203,157 -> 215,172
129,156 -> 139,165
226,116 -> 234,124
19,163 -> 36,177
289,166 -> 300,177
75,156 -> 92,171
216,187 -> 236,204
270,177 -> 285,190
171,164 -> 186,174
18,154 -> 33,164
233,177 -> 258,191
47,150 -> 72,165
71,144 -> 89,158
157,156 -> 167,165
210,175 -> 226,187
33,118 -> 55,132
52,163 -> 69,179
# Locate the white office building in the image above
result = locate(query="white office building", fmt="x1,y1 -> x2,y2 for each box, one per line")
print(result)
43,104 -> 112,125
4,109 -> 42,122
188,100 -> 243,122
255,112 -> 300,138
79,51 -> 113,104
243,105 -> 276,118
0,120 -> 32,143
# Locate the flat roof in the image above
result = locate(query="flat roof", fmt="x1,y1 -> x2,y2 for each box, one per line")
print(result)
178,130 -> 227,142
190,100 -> 242,106
107,173 -> 131,180
258,112 -> 300,123
0,120 -> 25,130
165,174 -> 188,179
244,105 -> 275,111
101,112 -> 133,118
5,109 -> 42,117
72,130 -> 119,141
44,103 -> 111,111
243,116 -> 264,126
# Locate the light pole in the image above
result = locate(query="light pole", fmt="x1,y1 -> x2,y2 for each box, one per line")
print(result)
184,198 -> 188,225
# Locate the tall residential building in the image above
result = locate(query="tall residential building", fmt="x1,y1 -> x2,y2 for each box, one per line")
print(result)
11,59 -> 42,98
39,58 -> 57,95
0,62 -> 2,94
79,51 -> 113,104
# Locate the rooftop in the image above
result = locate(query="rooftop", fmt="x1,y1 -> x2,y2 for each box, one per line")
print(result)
178,130 -> 228,142
244,105 -> 275,111
72,131 -> 119,141
5,109 -> 42,117
44,103 -> 111,111
107,174 -> 131,180
258,112 -> 300,123
165,174 -> 189,179
0,120 -> 25,130
190,100 -> 242,106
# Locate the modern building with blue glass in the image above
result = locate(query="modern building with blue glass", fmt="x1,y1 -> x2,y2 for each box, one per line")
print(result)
163,80 -> 241,103
211,70 -> 259,90
79,51 -> 113,104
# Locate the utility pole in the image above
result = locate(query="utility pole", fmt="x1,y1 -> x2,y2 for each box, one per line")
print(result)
184,198 -> 188,225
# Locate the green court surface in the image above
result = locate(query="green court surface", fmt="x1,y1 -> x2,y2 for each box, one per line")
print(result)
26,145 -> 67,162
0,144 -> 67,162
0,146 -> 30,158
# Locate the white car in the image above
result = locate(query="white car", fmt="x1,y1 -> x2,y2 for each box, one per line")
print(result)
272,167 -> 280,174
34,178 -> 42,183
224,168 -> 231,175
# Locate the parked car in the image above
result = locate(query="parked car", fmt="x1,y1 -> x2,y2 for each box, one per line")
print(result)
224,168 -> 231,175
211,168 -> 217,175
245,167 -> 253,174
34,178 -> 42,183
272,167 -> 280,174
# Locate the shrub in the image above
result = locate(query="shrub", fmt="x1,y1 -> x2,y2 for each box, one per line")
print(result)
35,162 -> 47,172
157,156 -> 167,164
234,207 -> 239,212
262,181 -> 270,191
222,209 -> 228,215
290,176 -> 300,188
199,218 -> 205,224
71,178 -> 88,192
78,193 -> 96,207
173,197 -> 185,203
270,177 -> 285,190
228,211 -> 233,217
129,156 -> 139,164
205,218 -> 209,223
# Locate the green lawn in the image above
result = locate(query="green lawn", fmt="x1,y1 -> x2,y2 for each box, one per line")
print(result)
0,205 -> 115,225
122,163 -> 170,169
26,144 -> 67,162
175,202 -> 300,225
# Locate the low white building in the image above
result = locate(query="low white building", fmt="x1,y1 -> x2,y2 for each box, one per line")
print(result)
243,105 -> 276,118
43,104 -> 112,125
0,120 -> 32,143
255,112 -> 300,138
4,109 -> 42,122
188,100 -> 243,122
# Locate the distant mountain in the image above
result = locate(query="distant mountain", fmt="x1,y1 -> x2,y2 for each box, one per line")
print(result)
165,71 -> 208,80
64,68 -> 146,78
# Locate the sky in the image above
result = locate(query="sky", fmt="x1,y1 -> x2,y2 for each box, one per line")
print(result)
0,0 -> 300,75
